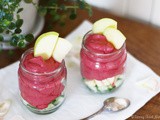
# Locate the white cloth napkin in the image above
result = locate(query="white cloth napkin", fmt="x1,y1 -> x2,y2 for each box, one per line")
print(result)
0,21 -> 160,120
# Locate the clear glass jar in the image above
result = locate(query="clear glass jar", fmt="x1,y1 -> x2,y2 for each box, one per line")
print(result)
80,31 -> 127,93
18,48 -> 67,114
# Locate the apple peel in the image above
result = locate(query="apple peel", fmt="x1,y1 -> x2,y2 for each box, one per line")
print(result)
93,18 -> 117,34
34,31 -> 59,60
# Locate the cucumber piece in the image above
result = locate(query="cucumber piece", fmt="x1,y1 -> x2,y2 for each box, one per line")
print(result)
115,78 -> 123,87
84,80 -> 98,92
95,80 -> 108,92
51,96 -> 64,106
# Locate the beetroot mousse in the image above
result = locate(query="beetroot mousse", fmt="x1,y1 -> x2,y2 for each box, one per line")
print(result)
18,50 -> 66,109
80,33 -> 127,80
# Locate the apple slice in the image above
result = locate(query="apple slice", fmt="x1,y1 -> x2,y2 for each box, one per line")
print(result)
52,37 -> 72,63
103,28 -> 126,49
93,18 -> 117,33
34,32 -> 59,60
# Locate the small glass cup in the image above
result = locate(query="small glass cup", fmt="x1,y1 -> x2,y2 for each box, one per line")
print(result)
80,31 -> 127,93
18,48 -> 67,114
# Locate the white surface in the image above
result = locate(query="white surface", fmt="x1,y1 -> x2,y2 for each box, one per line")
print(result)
86,0 -> 160,27
126,0 -> 153,22
150,0 -> 160,27
85,0 -> 127,16
31,16 -> 45,38
0,21 -> 160,120
20,0 -> 39,34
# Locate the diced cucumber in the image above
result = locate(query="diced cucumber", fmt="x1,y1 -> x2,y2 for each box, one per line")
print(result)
102,79 -> 111,86
108,85 -> 115,91
84,80 -> 98,92
115,78 -> 123,87
39,95 -> 65,110
83,73 -> 124,93
47,103 -> 55,109
106,77 -> 115,84
94,80 -> 107,92
52,96 -> 64,106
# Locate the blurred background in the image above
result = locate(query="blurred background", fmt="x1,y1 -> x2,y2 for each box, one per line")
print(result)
85,0 -> 160,27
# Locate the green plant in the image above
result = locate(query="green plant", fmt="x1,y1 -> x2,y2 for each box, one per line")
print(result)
0,0 -> 92,49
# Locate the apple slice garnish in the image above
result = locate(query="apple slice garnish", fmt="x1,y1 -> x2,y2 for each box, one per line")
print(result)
103,28 -> 126,49
34,32 -> 59,60
52,37 -> 72,63
93,18 -> 117,34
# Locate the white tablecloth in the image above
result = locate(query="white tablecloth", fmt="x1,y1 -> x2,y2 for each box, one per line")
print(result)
0,21 -> 160,120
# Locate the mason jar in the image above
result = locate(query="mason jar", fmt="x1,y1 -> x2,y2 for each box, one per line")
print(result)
18,48 -> 67,114
80,31 -> 127,93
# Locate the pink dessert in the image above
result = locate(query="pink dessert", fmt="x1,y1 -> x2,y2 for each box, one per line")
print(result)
80,32 -> 127,93
81,33 -> 126,80
18,50 -> 66,109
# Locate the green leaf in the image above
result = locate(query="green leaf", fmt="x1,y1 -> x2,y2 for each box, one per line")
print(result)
10,36 -> 19,46
15,28 -> 22,33
25,34 -> 34,42
77,0 -> 85,9
8,22 -> 16,30
3,19 -> 11,27
15,0 -> 21,3
0,35 -> 4,41
17,8 -> 23,13
38,7 -> 47,16
52,14 -> 60,21
70,14 -> 77,20
24,0 -> 33,3
69,12 -> 77,20
16,19 -> 23,27
0,28 -> 4,33
17,40 -> 26,48
5,13 -> 13,21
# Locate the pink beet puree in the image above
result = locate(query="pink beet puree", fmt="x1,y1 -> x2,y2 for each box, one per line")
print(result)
80,33 -> 127,80
18,52 -> 66,109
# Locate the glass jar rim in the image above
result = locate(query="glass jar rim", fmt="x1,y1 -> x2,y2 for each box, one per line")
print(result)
82,30 -> 126,57
20,48 -> 65,76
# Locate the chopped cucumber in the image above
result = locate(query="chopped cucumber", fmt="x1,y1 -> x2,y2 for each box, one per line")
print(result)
115,79 -> 123,87
106,77 -> 115,84
84,80 -> 98,92
102,79 -> 110,86
51,95 -> 64,106
95,80 -> 108,92
83,74 -> 124,93
47,103 -> 55,109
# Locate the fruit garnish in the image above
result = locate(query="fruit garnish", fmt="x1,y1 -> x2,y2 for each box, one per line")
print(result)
34,32 -> 59,60
103,28 -> 126,49
34,31 -> 72,62
52,37 -> 72,63
93,18 -> 117,34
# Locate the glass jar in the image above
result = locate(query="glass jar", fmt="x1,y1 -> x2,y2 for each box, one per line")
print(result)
18,49 -> 67,114
80,31 -> 127,93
